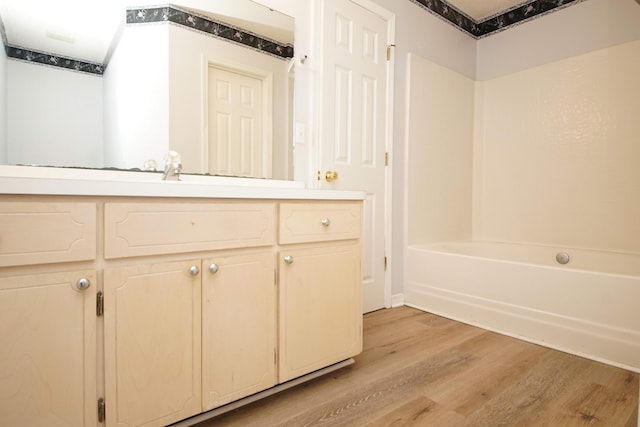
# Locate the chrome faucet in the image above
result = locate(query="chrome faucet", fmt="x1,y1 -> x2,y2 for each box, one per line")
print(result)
162,151 -> 182,180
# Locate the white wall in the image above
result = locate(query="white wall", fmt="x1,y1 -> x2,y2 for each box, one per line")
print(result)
103,24 -> 171,170
476,0 -> 640,81
0,45 -> 6,164
7,61 -> 103,167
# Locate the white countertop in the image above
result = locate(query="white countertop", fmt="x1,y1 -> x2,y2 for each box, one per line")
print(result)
0,165 -> 365,200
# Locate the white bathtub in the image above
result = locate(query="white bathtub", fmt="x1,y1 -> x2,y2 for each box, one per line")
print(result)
406,241 -> 640,372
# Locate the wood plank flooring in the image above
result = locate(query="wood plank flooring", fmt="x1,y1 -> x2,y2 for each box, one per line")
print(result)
194,306 -> 639,426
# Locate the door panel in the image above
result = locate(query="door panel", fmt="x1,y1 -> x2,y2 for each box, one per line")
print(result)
208,66 -> 270,178
321,0 -> 391,312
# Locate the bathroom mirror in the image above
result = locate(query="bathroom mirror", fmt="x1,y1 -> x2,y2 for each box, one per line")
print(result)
0,0 -> 295,180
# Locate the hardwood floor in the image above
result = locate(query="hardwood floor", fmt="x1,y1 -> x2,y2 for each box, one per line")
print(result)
194,306 -> 639,426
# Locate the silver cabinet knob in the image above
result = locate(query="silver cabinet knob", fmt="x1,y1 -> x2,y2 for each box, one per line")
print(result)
189,265 -> 200,276
321,218 -> 331,227
283,255 -> 294,264
76,277 -> 91,290
208,263 -> 219,274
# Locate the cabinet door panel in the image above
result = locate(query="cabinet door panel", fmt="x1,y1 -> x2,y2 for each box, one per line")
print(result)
279,242 -> 362,382
104,261 -> 201,427
0,270 -> 97,427
202,251 -> 276,410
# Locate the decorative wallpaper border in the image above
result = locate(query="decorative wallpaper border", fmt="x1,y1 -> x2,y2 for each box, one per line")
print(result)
410,0 -> 587,38
5,45 -> 105,75
0,12 -> 105,75
0,3 -> 292,76
126,5 -> 294,60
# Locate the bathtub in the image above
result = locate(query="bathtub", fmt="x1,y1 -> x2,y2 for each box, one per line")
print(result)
405,241 -> 640,372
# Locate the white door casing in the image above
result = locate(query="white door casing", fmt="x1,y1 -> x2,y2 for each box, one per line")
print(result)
206,64 -> 273,178
319,0 -> 394,313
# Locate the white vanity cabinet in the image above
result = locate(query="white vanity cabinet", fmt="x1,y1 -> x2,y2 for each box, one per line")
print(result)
0,201 -> 98,427
0,192 -> 362,427
278,202 -> 363,382
102,201 -> 277,427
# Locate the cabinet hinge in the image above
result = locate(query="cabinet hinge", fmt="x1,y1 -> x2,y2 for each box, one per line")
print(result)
274,348 -> 277,365
384,256 -> 388,271
98,397 -> 105,423
385,152 -> 389,166
96,291 -> 104,317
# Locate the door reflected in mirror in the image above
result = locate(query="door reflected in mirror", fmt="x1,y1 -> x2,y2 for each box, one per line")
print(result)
0,0 -> 295,180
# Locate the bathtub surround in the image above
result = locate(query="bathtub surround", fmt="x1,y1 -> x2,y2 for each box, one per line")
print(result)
474,39 -> 640,253
405,0 -> 640,372
405,1 -> 640,252
405,53 -> 473,245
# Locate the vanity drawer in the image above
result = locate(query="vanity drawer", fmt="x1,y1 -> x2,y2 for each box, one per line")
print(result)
104,202 -> 276,258
0,202 -> 97,267
279,202 -> 361,244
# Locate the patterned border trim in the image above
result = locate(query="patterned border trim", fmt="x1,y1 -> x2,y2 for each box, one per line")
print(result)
126,5 -> 294,60
410,0 -> 586,39
409,0 -> 479,37
1,3 -> 292,76
5,45 -> 105,75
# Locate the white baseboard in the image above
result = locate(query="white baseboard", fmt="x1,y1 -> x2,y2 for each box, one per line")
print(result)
404,282 -> 640,373
391,293 -> 405,308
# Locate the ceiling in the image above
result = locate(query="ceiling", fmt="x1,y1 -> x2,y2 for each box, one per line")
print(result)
447,0 -> 535,21
412,0 -> 587,38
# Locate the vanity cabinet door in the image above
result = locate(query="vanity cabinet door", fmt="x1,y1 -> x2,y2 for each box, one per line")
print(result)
202,251 -> 277,410
278,242 -> 362,382
104,260 -> 202,427
0,270 -> 97,427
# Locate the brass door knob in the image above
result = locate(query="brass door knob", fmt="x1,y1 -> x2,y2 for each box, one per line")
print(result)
325,170 -> 339,182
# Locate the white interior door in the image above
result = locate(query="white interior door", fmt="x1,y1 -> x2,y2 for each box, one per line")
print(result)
320,0 -> 393,313
208,66 -> 271,178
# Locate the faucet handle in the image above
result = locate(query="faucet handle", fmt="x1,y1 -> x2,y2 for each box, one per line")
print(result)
163,151 -> 182,180
164,150 -> 182,166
